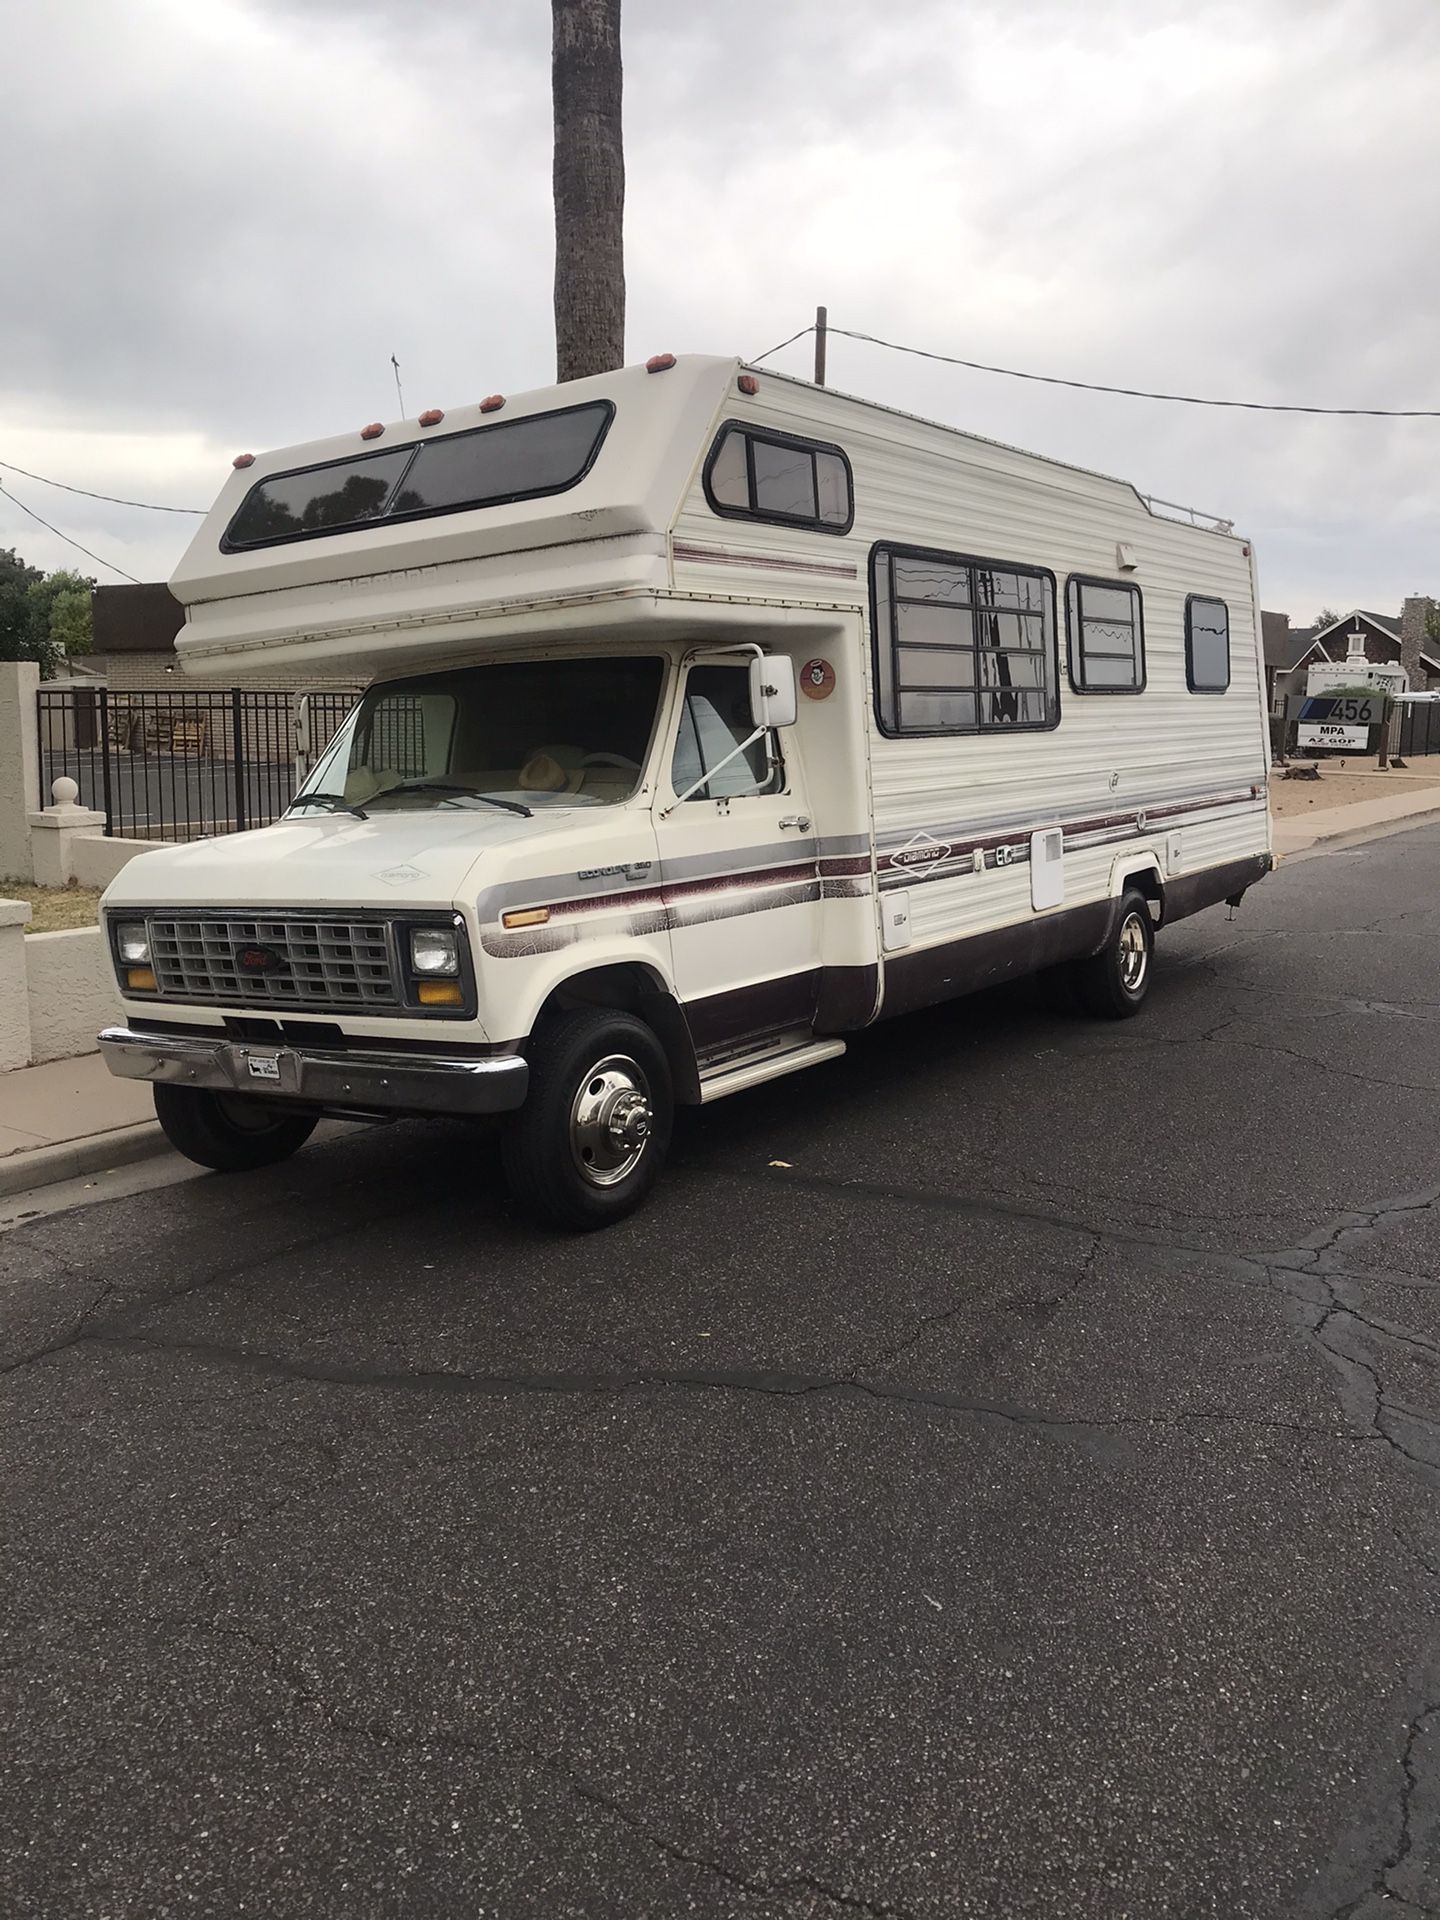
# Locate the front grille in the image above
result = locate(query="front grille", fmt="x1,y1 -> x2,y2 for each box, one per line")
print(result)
148,914 -> 400,1012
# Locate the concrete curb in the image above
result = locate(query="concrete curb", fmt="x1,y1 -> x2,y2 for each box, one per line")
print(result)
0,1122 -> 173,1199
1276,799 -> 1440,863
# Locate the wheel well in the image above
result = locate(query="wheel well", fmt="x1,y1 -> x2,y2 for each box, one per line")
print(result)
1120,866 -> 1166,926
534,965 -> 701,1104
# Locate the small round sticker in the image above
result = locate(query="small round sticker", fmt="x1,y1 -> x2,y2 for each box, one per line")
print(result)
800,658 -> 836,700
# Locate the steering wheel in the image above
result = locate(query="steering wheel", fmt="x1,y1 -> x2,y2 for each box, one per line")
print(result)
578,752 -> 641,772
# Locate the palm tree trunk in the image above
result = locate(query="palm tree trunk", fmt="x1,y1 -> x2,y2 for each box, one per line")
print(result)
552,0 -> 625,383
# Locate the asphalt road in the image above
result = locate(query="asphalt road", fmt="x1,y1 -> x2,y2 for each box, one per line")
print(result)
4,825 -> 1440,1919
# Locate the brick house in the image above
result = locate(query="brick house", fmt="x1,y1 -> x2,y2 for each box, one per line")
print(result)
1263,599 -> 1440,714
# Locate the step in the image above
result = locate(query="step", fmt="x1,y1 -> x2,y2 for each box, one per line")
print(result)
698,1037 -> 847,1104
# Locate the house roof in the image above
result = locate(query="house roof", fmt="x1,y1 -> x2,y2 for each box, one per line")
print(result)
1262,614 -> 1323,671
1310,608 -> 1401,650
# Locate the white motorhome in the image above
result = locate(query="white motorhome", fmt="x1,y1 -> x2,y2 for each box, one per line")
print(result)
99,354 -> 1272,1227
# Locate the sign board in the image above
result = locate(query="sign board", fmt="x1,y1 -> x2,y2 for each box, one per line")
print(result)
1286,693 -> 1385,727
1298,721 -> 1369,750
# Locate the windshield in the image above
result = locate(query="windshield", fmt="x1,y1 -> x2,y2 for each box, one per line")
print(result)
298,656 -> 667,814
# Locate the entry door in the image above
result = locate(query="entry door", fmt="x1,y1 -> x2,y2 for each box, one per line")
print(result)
654,659 -> 822,1054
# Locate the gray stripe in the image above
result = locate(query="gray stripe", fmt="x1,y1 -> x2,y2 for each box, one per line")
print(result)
872,782 -> 1258,851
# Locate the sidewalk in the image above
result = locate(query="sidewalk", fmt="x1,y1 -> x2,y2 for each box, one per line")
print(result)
0,1053 -> 168,1198
1271,781 -> 1440,857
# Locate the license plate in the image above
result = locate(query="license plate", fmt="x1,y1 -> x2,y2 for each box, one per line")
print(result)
246,1053 -> 282,1082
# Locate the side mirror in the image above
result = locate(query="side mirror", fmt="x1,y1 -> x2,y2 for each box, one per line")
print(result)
749,653 -> 798,730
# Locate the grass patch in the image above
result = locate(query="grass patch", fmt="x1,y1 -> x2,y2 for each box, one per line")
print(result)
0,878 -> 104,932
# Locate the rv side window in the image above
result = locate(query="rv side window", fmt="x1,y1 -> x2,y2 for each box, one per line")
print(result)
1065,578 -> 1145,693
869,544 -> 1059,737
703,424 -> 853,534
223,401 -> 614,551
671,665 -> 781,800
1185,597 -> 1230,692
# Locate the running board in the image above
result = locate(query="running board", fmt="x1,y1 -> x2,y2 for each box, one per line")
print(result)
698,1037 -> 847,1104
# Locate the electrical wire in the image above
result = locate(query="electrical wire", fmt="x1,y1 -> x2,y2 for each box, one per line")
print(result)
0,458 -> 204,513
749,324 -> 820,368
753,320 -> 1440,418
0,480 -> 142,583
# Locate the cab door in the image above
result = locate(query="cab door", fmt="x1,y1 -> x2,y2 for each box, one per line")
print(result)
653,656 -> 822,1055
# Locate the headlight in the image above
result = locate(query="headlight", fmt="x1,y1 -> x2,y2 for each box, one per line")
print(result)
409,926 -> 459,977
115,921 -> 151,965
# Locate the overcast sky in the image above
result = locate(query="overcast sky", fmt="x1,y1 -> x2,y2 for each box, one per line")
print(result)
3,0 -> 1437,620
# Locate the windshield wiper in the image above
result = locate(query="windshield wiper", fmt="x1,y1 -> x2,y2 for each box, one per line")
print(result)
288,793 -> 369,821
370,780 -> 532,818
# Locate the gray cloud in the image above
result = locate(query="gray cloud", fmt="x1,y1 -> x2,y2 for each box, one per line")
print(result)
1,0 -> 1436,615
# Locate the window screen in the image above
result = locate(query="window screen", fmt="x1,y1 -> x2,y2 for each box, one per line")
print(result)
224,401 -> 613,550
703,424 -> 852,533
870,545 -> 1059,735
1066,577 -> 1145,692
1185,597 -> 1231,692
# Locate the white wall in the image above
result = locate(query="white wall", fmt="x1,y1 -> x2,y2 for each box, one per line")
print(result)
71,834 -> 169,890
0,901 -> 30,1071
0,662 -> 40,879
24,928 -> 123,1066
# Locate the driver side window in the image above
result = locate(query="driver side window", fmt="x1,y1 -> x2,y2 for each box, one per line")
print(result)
671,665 -> 782,801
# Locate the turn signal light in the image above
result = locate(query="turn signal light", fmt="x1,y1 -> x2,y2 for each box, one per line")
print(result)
417,980 -> 463,1007
501,907 -> 550,930
124,966 -> 158,991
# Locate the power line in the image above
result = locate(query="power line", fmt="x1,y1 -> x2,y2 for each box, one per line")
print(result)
0,480 -> 142,584
0,458 -> 204,514
752,320 -> 1440,418
750,324 -> 820,369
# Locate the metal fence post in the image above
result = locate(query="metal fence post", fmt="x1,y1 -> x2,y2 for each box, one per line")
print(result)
98,689 -> 114,835
231,689 -> 247,833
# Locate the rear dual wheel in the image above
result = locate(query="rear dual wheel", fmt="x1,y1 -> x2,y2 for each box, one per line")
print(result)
1039,887 -> 1155,1021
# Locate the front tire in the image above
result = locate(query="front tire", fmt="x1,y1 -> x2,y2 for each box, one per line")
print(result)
153,1084 -> 317,1172
1071,888 -> 1155,1020
502,1008 -> 673,1231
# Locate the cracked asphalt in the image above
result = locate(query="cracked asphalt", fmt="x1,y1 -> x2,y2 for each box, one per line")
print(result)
4,824 -> 1440,1919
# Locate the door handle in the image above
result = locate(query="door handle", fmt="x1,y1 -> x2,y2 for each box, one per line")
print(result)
778,814 -> 811,831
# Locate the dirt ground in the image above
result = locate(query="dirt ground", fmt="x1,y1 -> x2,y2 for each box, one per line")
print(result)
0,879 -> 103,931
1268,753 -> 1440,817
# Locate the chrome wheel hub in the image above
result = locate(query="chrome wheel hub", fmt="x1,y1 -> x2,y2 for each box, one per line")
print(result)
570,1055 -> 653,1187
1118,911 -> 1149,992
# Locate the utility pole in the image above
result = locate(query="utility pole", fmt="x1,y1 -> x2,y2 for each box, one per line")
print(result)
814,305 -> 828,387
552,0 -> 625,383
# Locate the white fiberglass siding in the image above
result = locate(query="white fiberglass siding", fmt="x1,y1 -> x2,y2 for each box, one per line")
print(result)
672,368 -> 1270,953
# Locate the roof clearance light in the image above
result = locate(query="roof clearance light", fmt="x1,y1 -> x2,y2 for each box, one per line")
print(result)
479,394 -> 506,413
360,422 -> 385,440
738,373 -> 759,395
646,353 -> 676,373
418,408 -> 444,427
232,453 -> 256,469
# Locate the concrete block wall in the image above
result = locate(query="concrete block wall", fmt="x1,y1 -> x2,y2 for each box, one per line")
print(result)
0,900 -> 31,1071
25,929 -> 122,1066
0,662 -> 41,879
71,834 -> 169,891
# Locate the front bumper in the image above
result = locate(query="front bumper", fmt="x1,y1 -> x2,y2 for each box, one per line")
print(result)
98,1026 -> 528,1117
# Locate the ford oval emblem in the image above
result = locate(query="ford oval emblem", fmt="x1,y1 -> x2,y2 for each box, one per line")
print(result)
236,944 -> 284,975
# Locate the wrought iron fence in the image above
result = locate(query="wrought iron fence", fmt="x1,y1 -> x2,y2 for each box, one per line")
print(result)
37,688 -> 359,840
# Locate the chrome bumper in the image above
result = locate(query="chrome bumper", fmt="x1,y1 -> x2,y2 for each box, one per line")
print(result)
98,1026 -> 528,1117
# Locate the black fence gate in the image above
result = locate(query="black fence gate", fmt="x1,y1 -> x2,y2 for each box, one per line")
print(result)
37,688 -> 358,840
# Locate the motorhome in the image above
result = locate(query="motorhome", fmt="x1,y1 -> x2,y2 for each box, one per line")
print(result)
98,354 -> 1272,1227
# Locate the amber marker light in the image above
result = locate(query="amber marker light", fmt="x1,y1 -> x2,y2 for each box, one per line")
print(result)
501,908 -> 550,930
125,966 -> 158,991
417,980 -> 463,1007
